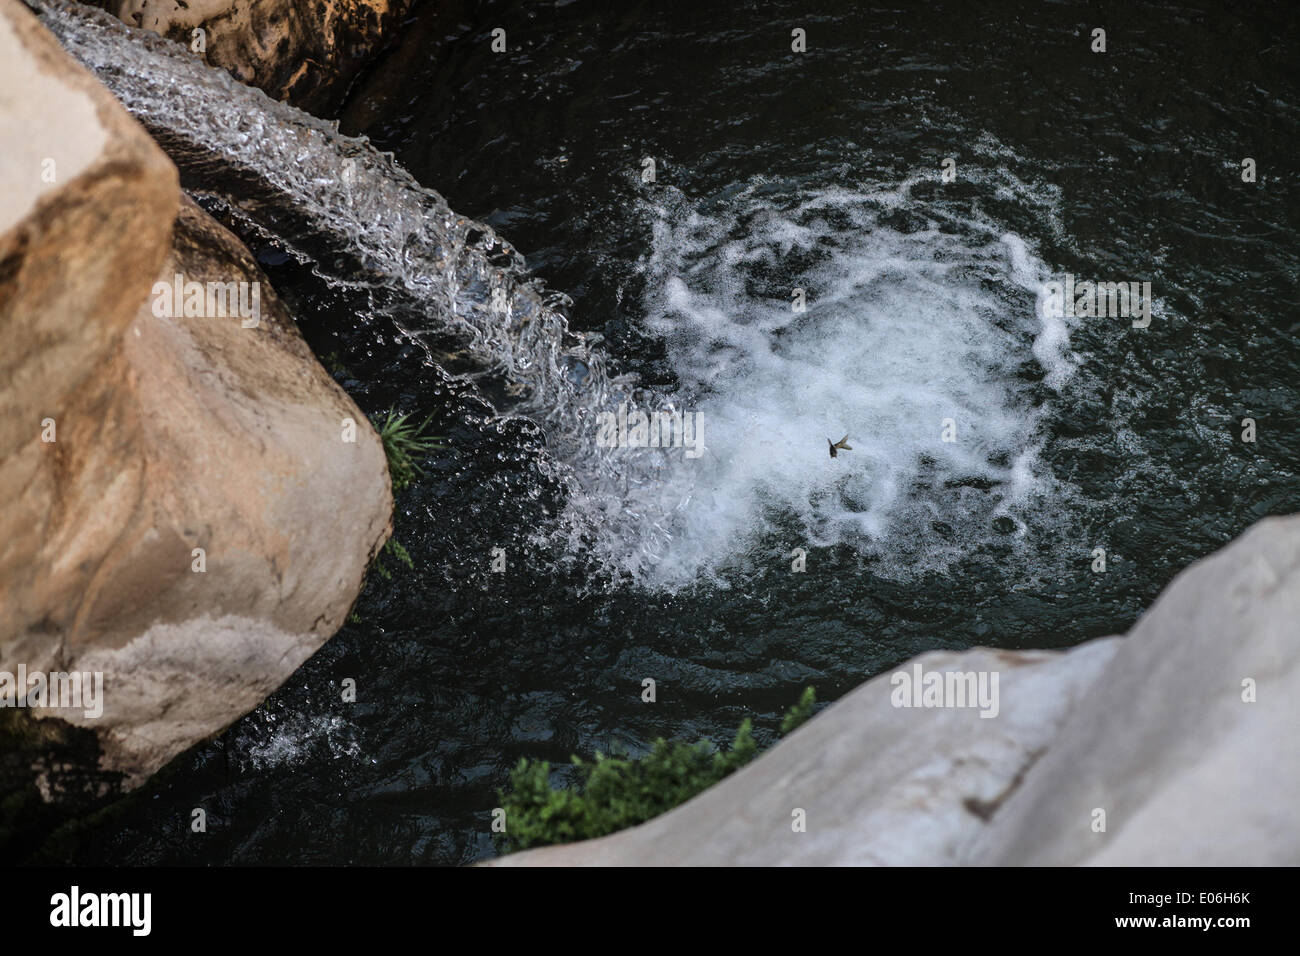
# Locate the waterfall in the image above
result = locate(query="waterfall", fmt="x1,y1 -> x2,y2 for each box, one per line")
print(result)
32,0 -> 680,578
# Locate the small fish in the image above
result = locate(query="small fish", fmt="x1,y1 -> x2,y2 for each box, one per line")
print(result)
828,434 -> 852,458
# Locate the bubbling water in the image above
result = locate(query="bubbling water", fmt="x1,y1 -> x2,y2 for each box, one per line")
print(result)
573,173 -> 1082,588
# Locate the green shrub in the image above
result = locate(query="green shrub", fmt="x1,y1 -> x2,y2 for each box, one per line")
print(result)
495,687 -> 816,854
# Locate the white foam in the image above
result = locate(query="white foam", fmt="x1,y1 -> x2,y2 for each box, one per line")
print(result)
1005,231 -> 1076,390
591,173 -> 1080,589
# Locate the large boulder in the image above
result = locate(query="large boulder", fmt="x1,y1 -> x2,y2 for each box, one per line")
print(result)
88,0 -> 413,114
0,0 -> 391,790
492,516 -> 1300,865
971,515 -> 1300,865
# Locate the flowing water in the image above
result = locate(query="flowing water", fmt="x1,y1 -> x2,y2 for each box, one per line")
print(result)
33,0 -> 1299,864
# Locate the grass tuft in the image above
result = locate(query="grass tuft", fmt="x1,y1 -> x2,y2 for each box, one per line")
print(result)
355,409 -> 444,594
373,409 -> 444,494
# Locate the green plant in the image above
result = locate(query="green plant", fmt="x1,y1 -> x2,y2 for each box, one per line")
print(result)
372,408 -> 443,494
781,685 -> 816,734
495,687 -> 816,855
360,408 -> 443,587
371,537 -> 415,581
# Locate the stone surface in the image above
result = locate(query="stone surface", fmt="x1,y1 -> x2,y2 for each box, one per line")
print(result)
1,0 -> 391,789
0,0 -> 176,466
493,516 -> 1300,866
89,0 -> 413,114
971,515 -> 1300,866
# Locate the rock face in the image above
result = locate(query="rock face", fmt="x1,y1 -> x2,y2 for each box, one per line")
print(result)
0,0 -> 391,789
971,515 -> 1300,866
0,0 -> 177,468
493,516 -> 1300,865
87,0 -> 413,114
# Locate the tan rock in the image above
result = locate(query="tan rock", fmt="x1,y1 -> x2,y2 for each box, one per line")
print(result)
1,0 -> 391,788
88,0 -> 413,114
0,0 -> 177,466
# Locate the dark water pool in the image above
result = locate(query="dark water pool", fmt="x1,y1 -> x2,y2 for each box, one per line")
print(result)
61,0 -> 1298,865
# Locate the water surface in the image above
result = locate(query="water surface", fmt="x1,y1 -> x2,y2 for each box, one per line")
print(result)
61,0 -> 1299,865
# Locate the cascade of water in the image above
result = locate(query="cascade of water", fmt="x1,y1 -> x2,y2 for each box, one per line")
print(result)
32,0 -> 681,577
